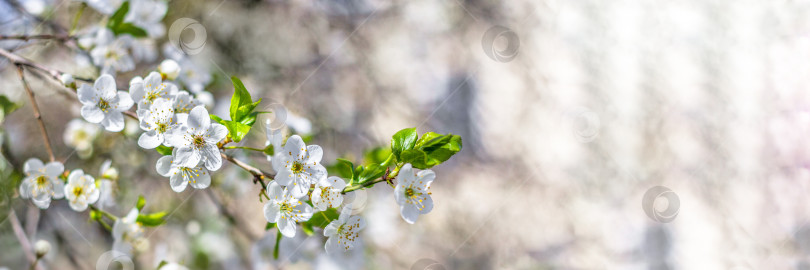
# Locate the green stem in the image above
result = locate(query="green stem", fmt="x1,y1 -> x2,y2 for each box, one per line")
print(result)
320,211 -> 331,223
70,3 -> 86,35
273,229 -> 282,260
342,162 -> 403,193
89,205 -> 118,221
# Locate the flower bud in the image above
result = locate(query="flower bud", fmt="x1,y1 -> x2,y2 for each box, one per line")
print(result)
158,59 -> 180,80
34,240 -> 50,258
60,73 -> 74,88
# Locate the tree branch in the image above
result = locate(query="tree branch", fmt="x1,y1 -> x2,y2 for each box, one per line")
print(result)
16,66 -> 55,162
0,47 -> 93,84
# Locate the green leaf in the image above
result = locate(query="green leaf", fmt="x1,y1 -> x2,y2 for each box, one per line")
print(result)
222,120 -> 251,142
155,145 -> 173,156
391,128 -> 418,160
136,212 -> 167,227
400,149 -> 428,169
107,1 -> 128,29
209,114 -> 225,124
0,95 -> 20,115
305,208 -> 339,229
136,195 -> 146,211
423,134 -> 462,167
364,147 -> 392,165
301,222 -> 314,236
358,163 -> 386,184
112,23 -> 147,37
229,77 -> 261,123
335,158 -> 355,179
273,230 -> 282,259
263,145 -> 274,156
157,261 -> 169,269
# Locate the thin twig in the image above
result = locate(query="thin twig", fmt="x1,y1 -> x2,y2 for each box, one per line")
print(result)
9,211 -> 41,270
17,66 -> 55,162
0,47 -> 93,84
0,34 -> 75,41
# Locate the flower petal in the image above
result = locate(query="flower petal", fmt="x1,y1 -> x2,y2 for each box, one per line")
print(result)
263,202 -> 281,223
77,84 -> 98,104
81,105 -> 105,123
23,158 -> 44,174
400,204 -> 420,224
278,217 -> 297,238
155,155 -> 174,176
187,106 -> 210,132
169,173 -> 188,192
95,74 -> 117,97
116,91 -> 134,110
283,135 -> 306,161
189,168 -> 211,189
138,132 -> 163,149
205,123 -> 228,143
175,147 -> 201,168
44,162 -> 64,177
101,112 -> 125,132
305,145 -> 323,164
288,181 -> 309,198
201,144 -> 221,171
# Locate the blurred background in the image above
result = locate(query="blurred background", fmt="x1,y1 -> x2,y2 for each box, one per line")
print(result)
2,0 -> 810,269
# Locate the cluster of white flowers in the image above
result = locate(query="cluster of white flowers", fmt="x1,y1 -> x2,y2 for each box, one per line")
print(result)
18,158 -> 104,211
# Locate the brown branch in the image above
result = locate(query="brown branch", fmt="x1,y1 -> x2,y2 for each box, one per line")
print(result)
9,211 -> 41,270
0,47 -> 93,84
17,66 -> 55,162
0,34 -> 75,41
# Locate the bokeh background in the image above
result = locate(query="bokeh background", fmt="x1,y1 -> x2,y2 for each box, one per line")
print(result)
2,0 -> 810,269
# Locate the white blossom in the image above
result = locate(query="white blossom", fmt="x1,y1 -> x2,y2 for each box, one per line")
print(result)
394,164 -> 435,224
271,135 -> 326,198
19,158 -> 64,209
113,208 -> 145,255
158,59 -> 180,80
79,0 -> 123,15
34,240 -> 50,258
64,169 -> 100,211
263,182 -> 313,238
171,91 -> 202,124
155,152 -> 211,192
89,28 -> 135,74
311,176 -> 346,211
97,160 -> 117,210
129,71 -> 178,110
165,106 -> 227,171
63,118 -> 100,159
59,73 -> 74,87
136,98 -> 178,149
125,0 -> 167,38
77,74 -> 134,132
323,204 -> 365,254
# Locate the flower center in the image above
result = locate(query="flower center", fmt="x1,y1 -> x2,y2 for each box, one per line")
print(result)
72,186 -> 83,197
192,135 -> 206,148
291,162 -> 304,174
279,202 -> 292,213
145,91 -> 159,102
36,176 -> 48,187
156,122 -> 169,133
97,99 -> 111,112
405,187 -> 416,198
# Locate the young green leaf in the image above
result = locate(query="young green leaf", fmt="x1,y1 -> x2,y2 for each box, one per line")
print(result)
229,77 -> 261,123
222,121 -> 251,142
304,208 -> 339,228
155,145 -> 173,156
136,212 -> 167,227
335,158 -> 355,179
107,1 -> 129,29
0,95 -> 20,116
358,163 -> 386,184
136,195 -> 146,211
391,128 -> 418,160
112,23 -> 147,37
400,149 -> 429,169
